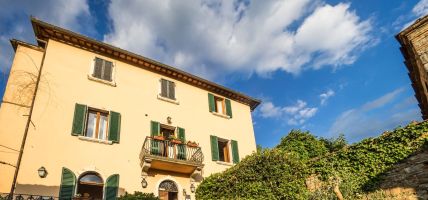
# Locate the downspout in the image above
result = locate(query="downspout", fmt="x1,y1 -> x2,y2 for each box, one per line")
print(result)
8,39 -> 48,198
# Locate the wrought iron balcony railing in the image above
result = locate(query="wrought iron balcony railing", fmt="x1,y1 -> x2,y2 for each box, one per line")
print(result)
0,193 -> 57,200
140,136 -> 204,165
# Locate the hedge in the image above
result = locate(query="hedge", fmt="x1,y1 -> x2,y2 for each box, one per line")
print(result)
196,121 -> 428,199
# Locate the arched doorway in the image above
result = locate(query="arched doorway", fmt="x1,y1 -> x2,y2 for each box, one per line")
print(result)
77,172 -> 104,200
158,180 -> 178,200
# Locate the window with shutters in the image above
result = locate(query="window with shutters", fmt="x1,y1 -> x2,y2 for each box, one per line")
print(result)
210,135 -> 239,164
208,93 -> 233,118
158,79 -> 179,104
89,57 -> 116,85
71,103 -> 121,144
86,109 -> 109,141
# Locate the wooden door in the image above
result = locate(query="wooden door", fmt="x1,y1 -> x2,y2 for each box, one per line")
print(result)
159,190 -> 168,200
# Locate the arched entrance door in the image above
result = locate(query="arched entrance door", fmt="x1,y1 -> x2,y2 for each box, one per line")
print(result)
158,180 -> 178,200
77,172 -> 104,200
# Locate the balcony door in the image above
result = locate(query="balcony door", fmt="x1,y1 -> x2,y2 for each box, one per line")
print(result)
158,180 -> 178,200
160,125 -> 176,158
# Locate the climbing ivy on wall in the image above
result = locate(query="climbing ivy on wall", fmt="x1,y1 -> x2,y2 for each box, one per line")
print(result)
196,121 -> 428,199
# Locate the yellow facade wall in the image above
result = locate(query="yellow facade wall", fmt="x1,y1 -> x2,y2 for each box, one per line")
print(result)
0,40 -> 257,199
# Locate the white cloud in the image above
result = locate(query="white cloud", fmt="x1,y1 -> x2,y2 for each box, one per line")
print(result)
259,102 -> 282,118
259,100 -> 318,126
0,0 -> 92,73
320,89 -> 335,105
413,0 -> 428,17
329,88 -> 421,142
105,1 -> 373,80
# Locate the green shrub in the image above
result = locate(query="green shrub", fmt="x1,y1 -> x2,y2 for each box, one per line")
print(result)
197,121 -> 428,199
196,149 -> 310,200
118,192 -> 159,200
276,130 -> 328,161
311,120 -> 428,197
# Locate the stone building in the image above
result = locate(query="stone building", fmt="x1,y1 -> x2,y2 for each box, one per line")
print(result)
397,15 -> 428,119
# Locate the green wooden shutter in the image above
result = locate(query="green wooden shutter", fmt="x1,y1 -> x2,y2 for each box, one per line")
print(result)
161,79 -> 168,97
108,111 -> 121,143
93,58 -> 103,79
71,103 -> 87,136
177,127 -> 186,160
210,135 -> 219,161
168,81 -> 175,100
225,99 -> 233,118
231,140 -> 240,164
150,121 -> 160,155
208,93 -> 215,112
105,174 -> 119,200
178,127 -> 185,141
59,167 -> 76,200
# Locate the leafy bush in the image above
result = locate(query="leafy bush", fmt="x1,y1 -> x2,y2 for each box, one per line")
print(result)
196,149 -> 310,199
311,121 -> 428,197
196,121 -> 428,199
276,130 -> 329,161
118,192 -> 159,200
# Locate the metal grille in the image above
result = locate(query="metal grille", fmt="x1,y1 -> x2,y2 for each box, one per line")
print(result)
0,193 -> 57,200
159,180 -> 178,192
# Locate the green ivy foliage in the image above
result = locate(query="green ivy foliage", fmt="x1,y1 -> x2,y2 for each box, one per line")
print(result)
276,130 -> 329,161
118,192 -> 159,200
196,121 -> 428,199
196,149 -> 310,199
311,121 -> 428,195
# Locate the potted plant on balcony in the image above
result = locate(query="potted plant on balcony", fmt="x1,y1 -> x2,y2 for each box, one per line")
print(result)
153,135 -> 165,141
187,141 -> 198,147
168,135 -> 182,144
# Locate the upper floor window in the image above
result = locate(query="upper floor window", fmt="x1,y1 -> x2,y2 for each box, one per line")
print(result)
208,93 -> 233,118
160,79 -> 176,100
92,57 -> 113,82
71,103 -> 121,144
86,109 -> 109,140
210,135 -> 239,164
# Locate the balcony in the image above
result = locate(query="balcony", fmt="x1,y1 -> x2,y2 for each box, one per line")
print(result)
140,136 -> 204,179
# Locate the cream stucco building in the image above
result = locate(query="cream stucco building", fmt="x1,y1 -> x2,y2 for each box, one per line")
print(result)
0,18 -> 260,200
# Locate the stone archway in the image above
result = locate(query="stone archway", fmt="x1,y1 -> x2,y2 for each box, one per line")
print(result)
158,180 -> 178,200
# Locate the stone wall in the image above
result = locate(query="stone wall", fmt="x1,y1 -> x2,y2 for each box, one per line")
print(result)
379,147 -> 428,199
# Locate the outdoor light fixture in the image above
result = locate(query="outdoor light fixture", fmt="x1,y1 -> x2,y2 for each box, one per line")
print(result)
190,183 -> 195,193
141,177 -> 148,188
38,166 -> 47,178
167,116 -> 172,124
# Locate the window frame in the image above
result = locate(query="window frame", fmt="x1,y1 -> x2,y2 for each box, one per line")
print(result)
157,78 -> 179,104
84,107 -> 109,141
214,96 -> 226,115
217,138 -> 231,163
88,57 -> 117,86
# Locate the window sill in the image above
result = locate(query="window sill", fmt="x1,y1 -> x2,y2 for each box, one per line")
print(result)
216,161 -> 234,166
78,136 -> 113,145
211,112 -> 230,119
157,95 -> 179,105
87,75 -> 116,87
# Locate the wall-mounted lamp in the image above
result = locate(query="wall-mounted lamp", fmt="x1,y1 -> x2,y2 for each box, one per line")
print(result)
38,166 -> 47,178
167,116 -> 172,124
190,183 -> 195,193
183,189 -> 187,196
141,177 -> 148,188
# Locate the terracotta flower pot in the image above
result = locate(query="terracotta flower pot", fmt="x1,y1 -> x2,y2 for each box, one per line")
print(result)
153,135 -> 165,141
187,142 -> 198,147
171,139 -> 182,144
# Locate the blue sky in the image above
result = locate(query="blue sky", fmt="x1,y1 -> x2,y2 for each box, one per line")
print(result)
0,0 -> 426,147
